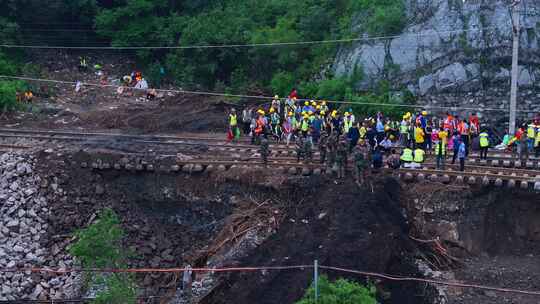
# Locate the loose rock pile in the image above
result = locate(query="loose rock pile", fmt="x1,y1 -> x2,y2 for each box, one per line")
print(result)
0,152 -> 80,301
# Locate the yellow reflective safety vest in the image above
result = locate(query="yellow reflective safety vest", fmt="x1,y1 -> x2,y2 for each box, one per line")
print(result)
400,148 -> 414,162
527,125 -> 536,139
344,118 -> 353,133
400,123 -> 408,134
413,149 -> 425,163
301,119 -> 310,132
535,130 -> 540,147
479,132 -> 489,148
359,126 -> 367,138
434,141 -> 446,156
229,114 -> 237,126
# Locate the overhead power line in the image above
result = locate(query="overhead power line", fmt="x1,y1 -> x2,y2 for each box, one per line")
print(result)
0,27 -> 498,50
0,75 -> 535,113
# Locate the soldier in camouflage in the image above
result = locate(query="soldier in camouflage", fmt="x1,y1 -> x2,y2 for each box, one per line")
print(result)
296,136 -> 305,163
353,144 -> 368,185
336,137 -> 348,178
303,137 -> 313,163
260,138 -> 270,166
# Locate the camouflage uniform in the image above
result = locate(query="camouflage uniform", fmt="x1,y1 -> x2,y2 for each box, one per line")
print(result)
319,134 -> 328,164
303,139 -> 313,163
353,146 -> 368,184
260,138 -> 270,166
296,137 -> 305,163
327,140 -> 336,170
336,139 -> 348,178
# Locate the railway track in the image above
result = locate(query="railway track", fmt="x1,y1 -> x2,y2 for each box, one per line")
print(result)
2,128 -> 540,173
77,154 -> 540,190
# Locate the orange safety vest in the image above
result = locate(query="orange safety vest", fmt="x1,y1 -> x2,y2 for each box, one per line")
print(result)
457,122 -> 469,135
255,118 -> 265,134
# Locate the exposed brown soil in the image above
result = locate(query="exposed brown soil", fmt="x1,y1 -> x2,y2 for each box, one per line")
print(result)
404,184 -> 540,304
202,177 -> 430,304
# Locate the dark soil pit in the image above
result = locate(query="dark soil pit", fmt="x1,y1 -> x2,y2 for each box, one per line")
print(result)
201,177 -> 431,304
404,184 -> 540,304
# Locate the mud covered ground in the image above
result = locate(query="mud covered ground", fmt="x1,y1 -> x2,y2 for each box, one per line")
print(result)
202,177 -> 431,304
31,147 -> 435,303
1,50 -> 230,134
404,183 -> 540,304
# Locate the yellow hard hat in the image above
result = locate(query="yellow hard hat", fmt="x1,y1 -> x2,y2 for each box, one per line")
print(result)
322,101 -> 327,105
320,111 -> 325,116
269,108 -> 275,113
304,101 -> 309,106
288,112 -> 293,116
257,109 -> 264,114
303,114 -> 309,119
302,111 -> 306,115
308,111 -> 313,115
311,101 -> 316,106
390,134 -> 395,140
422,111 -> 428,116
406,112 -> 411,116
274,95 -> 279,99
316,105 -> 321,110
344,112 -> 350,116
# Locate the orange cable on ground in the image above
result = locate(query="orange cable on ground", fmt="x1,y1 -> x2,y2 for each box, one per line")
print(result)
1,264 -> 540,296
320,265 -> 540,296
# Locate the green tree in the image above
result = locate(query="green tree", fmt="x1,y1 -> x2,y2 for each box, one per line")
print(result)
69,208 -> 137,304
0,80 -> 25,111
295,275 -> 377,304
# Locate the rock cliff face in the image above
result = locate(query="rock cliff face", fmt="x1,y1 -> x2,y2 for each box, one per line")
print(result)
335,0 -> 540,122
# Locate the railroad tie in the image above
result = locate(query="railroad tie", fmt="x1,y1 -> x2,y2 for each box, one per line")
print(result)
441,174 -> 450,184
182,164 -> 193,173
403,172 -> 414,182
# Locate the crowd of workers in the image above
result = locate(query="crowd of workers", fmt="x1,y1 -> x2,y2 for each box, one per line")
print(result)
227,90 -> 540,183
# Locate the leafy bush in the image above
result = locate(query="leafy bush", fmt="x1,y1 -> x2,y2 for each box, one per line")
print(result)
349,81 -> 416,119
69,208 -> 137,304
69,208 -> 124,269
295,275 -> 377,304
357,0 -> 406,36
271,71 -> 295,97
92,274 -> 137,304
0,80 -> 25,111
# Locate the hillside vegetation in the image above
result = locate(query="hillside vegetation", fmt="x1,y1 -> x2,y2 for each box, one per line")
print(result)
0,0 -> 409,110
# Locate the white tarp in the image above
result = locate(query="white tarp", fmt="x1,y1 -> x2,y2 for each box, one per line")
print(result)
135,78 -> 149,90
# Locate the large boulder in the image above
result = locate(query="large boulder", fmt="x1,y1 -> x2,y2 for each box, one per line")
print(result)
436,62 -> 467,91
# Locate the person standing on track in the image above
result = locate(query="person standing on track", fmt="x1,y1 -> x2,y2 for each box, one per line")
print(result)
535,126 -> 540,157
242,107 -> 252,135
479,130 -> 490,160
228,108 -> 240,142
458,138 -> 466,172
260,138 -> 270,167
